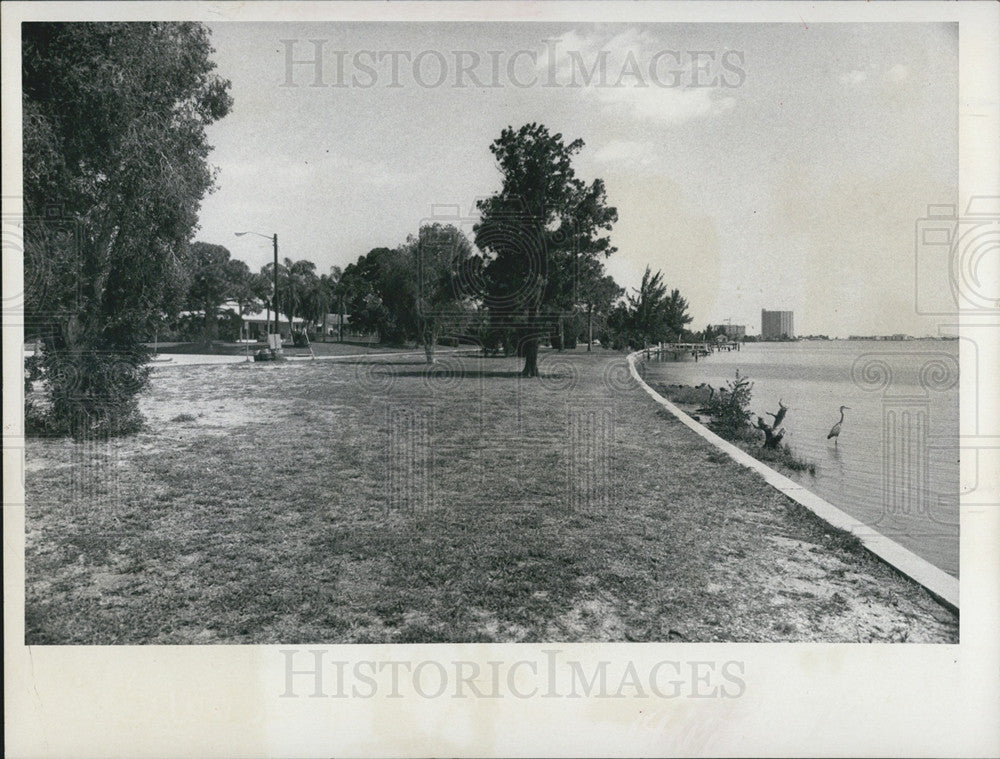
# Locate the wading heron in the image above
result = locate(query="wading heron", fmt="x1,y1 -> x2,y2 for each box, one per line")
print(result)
827,406 -> 851,445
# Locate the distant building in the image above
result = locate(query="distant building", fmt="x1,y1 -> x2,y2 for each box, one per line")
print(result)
761,310 -> 795,340
710,323 -> 746,340
242,310 -> 308,340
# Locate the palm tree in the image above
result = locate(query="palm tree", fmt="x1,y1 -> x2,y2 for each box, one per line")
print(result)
280,258 -> 318,337
319,266 -> 343,341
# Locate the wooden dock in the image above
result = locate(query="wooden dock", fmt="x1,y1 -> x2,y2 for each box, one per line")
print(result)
643,341 -> 741,362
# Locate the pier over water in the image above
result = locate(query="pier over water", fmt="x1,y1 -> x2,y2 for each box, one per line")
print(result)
644,341 -> 741,362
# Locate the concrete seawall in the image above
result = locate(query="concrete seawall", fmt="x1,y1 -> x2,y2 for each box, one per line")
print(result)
627,349 -> 959,612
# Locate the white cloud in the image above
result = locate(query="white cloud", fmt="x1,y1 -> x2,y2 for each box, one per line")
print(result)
592,138 -> 684,173
839,70 -> 868,85
539,27 -> 740,126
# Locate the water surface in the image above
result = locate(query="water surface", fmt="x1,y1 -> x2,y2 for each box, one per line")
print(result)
642,340 -> 959,576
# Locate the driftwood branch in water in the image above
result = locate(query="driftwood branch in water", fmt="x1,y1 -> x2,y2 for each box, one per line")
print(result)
766,399 -> 788,429
756,399 -> 789,449
755,417 -> 785,448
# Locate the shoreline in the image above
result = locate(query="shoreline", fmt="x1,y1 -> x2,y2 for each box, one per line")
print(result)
628,349 -> 959,614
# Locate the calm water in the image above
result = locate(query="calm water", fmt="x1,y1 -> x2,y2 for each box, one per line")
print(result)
642,341 -> 959,577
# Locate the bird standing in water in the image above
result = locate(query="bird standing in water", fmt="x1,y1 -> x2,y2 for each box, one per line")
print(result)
827,406 -> 851,445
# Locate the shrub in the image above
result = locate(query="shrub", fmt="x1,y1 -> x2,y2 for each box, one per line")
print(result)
682,370 -> 817,476
705,370 -> 754,438
25,342 -> 150,438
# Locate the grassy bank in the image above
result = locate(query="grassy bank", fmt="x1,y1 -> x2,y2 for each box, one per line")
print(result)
24,349 -> 957,643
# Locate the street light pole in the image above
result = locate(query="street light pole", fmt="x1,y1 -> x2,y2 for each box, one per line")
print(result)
236,230 -> 280,351
272,233 -> 279,341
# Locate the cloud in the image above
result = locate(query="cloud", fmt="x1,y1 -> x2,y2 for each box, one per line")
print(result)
539,27 -> 740,126
839,70 -> 868,85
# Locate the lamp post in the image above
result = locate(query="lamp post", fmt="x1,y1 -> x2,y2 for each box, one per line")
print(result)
235,230 -> 279,348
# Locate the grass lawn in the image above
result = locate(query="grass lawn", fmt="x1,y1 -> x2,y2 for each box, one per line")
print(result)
24,348 -> 958,643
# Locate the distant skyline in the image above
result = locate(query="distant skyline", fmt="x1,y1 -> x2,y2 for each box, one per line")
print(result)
195,22 -> 958,337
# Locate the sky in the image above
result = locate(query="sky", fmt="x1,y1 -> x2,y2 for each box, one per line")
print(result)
195,22 -> 958,337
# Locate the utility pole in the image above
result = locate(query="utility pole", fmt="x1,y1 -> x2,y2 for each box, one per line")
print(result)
272,233 -> 279,340
235,229 -> 281,353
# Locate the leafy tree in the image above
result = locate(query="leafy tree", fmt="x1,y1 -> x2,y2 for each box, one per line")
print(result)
373,247 -> 418,345
474,123 -> 617,376
337,227 -> 476,354
282,258 -> 314,336
226,259 -> 263,341
577,260 -> 624,351
318,267 -> 343,341
664,288 -> 693,340
617,267 -> 692,349
289,260 -> 328,334
705,371 -> 755,439
340,249 -> 394,340
22,22 -> 231,436
186,242 -> 235,344
403,224 -> 476,363
259,258 -> 317,336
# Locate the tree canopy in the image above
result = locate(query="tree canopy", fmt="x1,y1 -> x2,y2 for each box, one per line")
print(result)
610,266 -> 693,349
474,123 -> 618,375
337,224 -> 476,359
23,22 -> 231,435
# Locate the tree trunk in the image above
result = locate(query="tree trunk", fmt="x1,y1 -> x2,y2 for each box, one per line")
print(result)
338,296 -> 344,342
755,417 -> 785,449
558,316 -> 565,352
202,303 -> 217,345
522,335 -> 539,377
587,305 -> 593,351
423,326 -> 436,364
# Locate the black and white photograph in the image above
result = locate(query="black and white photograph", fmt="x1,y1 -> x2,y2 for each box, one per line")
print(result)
4,2 -> 999,757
